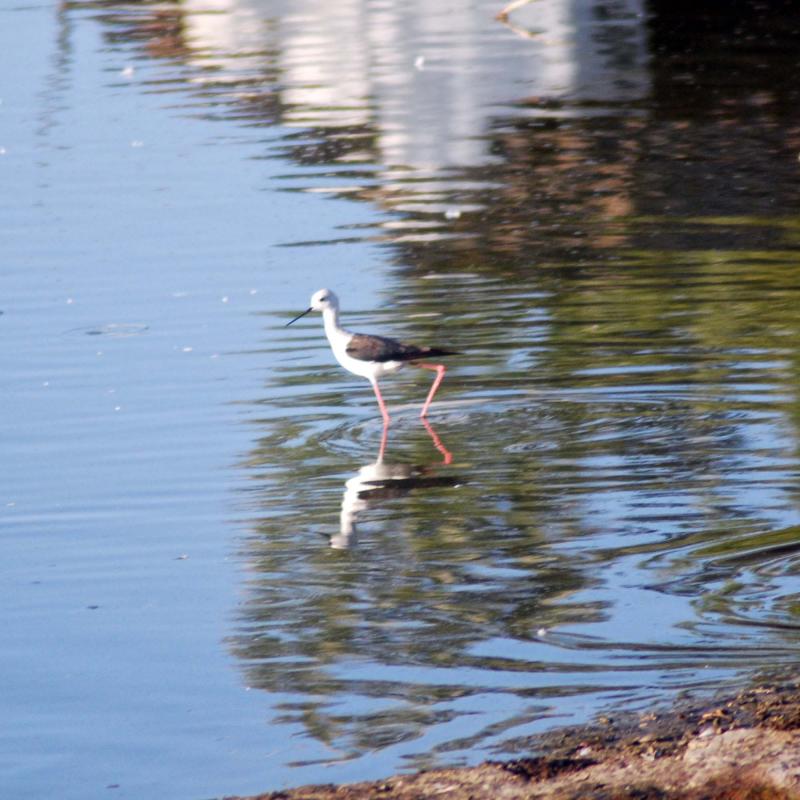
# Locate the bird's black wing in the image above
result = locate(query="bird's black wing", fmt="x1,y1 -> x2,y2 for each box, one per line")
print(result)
346,333 -> 458,363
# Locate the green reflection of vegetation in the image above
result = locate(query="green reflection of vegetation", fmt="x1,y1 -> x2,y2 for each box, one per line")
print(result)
693,525 -> 800,562
231,227 -> 800,762
235,238 -> 800,758
236,231 -> 800,759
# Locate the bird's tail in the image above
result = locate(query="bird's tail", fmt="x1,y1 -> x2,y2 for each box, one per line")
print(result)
423,347 -> 460,358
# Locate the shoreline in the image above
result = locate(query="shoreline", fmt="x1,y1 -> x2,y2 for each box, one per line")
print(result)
227,676 -> 800,799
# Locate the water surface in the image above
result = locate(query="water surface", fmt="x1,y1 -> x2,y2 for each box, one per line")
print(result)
4,0 -> 800,797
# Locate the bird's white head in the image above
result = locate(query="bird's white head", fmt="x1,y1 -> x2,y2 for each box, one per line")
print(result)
286,288 -> 340,326
309,288 -> 339,312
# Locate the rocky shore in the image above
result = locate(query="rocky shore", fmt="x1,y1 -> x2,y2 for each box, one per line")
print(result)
227,677 -> 800,800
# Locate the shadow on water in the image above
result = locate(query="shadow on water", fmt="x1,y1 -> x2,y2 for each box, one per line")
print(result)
61,0 -> 800,777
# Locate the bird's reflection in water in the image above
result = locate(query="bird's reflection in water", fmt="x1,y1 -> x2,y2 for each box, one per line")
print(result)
331,419 -> 461,549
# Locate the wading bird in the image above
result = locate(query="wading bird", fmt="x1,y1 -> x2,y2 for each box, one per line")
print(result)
286,289 -> 457,424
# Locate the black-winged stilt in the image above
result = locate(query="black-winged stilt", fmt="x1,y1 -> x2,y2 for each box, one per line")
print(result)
286,289 -> 458,424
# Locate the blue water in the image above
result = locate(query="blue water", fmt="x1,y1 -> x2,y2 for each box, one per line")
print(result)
1,3 -> 384,797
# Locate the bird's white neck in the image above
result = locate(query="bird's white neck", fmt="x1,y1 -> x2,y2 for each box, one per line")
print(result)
322,305 -> 348,344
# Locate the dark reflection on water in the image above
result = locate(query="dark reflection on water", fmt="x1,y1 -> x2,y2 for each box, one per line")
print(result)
70,0 -> 800,775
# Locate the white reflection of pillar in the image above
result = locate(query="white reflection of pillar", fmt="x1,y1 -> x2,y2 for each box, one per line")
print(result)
179,0 -> 649,169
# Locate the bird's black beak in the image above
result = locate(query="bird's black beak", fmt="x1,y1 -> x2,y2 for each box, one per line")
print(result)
286,307 -> 313,327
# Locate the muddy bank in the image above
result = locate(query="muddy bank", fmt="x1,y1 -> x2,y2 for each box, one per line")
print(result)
227,677 -> 800,800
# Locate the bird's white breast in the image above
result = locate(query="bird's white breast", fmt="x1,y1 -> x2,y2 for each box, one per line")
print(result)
321,308 -> 404,381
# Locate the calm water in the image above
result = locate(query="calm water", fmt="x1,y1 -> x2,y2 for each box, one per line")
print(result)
4,1 -> 800,797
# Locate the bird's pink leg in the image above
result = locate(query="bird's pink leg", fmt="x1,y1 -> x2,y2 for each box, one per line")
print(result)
417,363 -> 446,418
371,379 -> 391,426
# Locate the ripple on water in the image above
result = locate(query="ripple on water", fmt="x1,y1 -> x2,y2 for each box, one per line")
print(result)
67,323 -> 150,337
